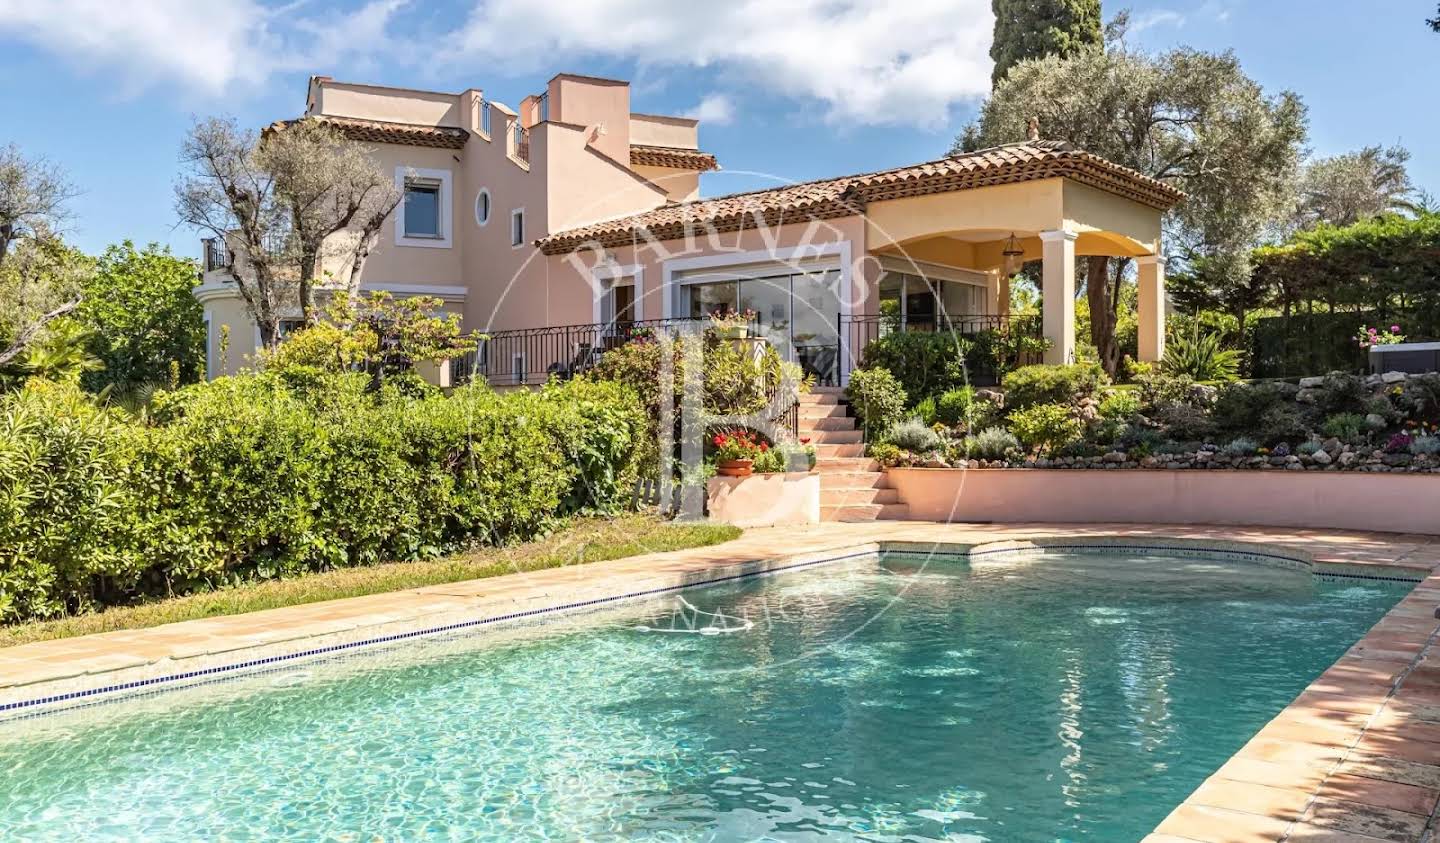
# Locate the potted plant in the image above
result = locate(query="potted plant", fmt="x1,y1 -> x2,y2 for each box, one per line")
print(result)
709,307 -> 756,340
712,428 -> 767,476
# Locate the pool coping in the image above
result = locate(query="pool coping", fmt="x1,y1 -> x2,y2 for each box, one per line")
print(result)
3,521 -> 1440,841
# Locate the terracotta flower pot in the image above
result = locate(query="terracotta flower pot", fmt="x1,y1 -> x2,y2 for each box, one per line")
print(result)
717,458 -> 754,477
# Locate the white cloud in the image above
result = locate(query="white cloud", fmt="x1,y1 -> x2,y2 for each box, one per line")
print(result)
683,94 -> 735,126
449,0 -> 994,127
1129,9 -> 1186,35
0,0 -> 406,97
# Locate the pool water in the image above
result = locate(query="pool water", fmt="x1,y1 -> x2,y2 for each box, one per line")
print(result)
0,551 -> 1409,841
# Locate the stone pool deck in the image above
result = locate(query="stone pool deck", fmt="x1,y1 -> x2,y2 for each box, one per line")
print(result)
5,521 -> 1440,842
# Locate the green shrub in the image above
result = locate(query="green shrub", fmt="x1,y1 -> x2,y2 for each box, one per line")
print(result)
1222,437 -> 1259,457
1315,372 -> 1368,416
1002,363 -> 1107,413
1098,390 -> 1141,421
1297,440 -> 1324,456
1322,412 -> 1368,441
883,418 -> 943,453
1161,331 -> 1241,382
0,372 -> 647,623
1410,435 -> 1440,456
1008,403 -> 1083,453
859,331 -> 973,403
868,442 -> 907,467
913,395 -> 938,426
963,427 -> 1020,461
934,387 -> 976,426
1397,374 -> 1440,424
1257,404 -> 1310,445
1211,382 -> 1302,439
845,367 -> 907,437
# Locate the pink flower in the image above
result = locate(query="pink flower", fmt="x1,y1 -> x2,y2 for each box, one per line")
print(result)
1391,325 -> 1401,332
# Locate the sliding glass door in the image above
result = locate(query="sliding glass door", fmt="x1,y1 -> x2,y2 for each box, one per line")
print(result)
680,269 -> 841,385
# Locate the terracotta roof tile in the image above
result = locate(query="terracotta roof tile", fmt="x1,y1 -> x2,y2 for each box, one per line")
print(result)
271,116 -> 469,149
629,144 -> 719,172
539,140 -> 1184,254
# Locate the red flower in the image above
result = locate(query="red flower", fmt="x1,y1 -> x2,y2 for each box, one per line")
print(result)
800,437 -> 811,445
759,442 -> 769,452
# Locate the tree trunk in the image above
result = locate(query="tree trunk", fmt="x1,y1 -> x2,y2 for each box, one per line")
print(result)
0,296 -> 82,367
1085,255 -> 1120,377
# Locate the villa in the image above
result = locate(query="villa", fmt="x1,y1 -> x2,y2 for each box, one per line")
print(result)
195,72 -> 1182,386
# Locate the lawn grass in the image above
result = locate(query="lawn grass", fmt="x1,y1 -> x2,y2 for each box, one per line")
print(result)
1,514 -> 741,648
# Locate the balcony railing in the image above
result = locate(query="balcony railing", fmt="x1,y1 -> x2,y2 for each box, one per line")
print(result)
202,238 -> 231,272
839,312 -> 1042,386
449,315 -> 801,438
513,122 -> 530,164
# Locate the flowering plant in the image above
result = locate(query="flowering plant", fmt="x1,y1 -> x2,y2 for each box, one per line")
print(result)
1357,324 -> 1406,348
708,307 -> 757,331
1386,431 -> 1414,453
711,428 -> 768,462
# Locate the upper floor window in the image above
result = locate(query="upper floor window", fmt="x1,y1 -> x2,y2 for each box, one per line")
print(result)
511,208 -> 525,247
394,167 -> 453,249
403,179 -> 442,238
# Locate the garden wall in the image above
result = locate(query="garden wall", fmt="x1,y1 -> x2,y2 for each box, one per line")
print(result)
888,468 -> 1440,535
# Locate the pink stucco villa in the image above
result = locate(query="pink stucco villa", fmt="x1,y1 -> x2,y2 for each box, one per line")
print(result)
195,72 -> 1182,387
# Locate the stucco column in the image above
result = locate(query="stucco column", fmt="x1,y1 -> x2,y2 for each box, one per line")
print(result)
986,269 -> 1009,317
1039,230 -> 1077,365
1137,254 -> 1165,362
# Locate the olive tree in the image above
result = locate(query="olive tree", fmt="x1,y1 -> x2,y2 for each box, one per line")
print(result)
1292,145 -> 1417,230
175,117 -> 401,349
0,145 -> 82,367
957,46 -> 1307,374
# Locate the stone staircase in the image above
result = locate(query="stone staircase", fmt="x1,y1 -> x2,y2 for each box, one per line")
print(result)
800,387 -> 910,522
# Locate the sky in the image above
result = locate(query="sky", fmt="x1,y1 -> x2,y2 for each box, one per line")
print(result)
2,0 -> 1438,259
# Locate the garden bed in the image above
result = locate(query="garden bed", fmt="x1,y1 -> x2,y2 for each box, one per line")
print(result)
888,467 -> 1440,533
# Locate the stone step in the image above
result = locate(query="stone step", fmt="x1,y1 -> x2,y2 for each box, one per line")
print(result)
819,471 -> 889,490
821,487 -> 901,506
814,443 -> 865,459
799,392 -> 841,406
814,457 -> 880,472
804,429 -> 863,445
798,417 -> 858,432
799,404 -> 848,420
821,503 -> 911,522
811,386 -> 845,395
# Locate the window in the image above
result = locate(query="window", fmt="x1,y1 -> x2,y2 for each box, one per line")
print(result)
475,189 -> 491,226
403,180 -> 442,238
511,208 -> 525,247
394,166 -> 452,249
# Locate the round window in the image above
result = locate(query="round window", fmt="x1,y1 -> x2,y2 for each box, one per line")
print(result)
475,189 -> 491,226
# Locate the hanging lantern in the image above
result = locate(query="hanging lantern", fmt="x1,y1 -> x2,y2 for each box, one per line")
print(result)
1001,233 -> 1025,276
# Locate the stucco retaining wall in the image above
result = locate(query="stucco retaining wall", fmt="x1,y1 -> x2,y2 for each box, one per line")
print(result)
888,468 -> 1440,534
707,473 -> 820,528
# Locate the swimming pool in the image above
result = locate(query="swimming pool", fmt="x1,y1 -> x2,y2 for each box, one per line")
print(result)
0,549 -> 1409,840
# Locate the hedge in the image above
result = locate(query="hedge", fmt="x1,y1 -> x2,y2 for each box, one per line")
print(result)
0,372 -> 646,622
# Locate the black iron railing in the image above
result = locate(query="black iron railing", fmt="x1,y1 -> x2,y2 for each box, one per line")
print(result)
202,238 -> 231,272
838,313 -> 1043,386
449,317 -> 713,387
449,316 -> 803,439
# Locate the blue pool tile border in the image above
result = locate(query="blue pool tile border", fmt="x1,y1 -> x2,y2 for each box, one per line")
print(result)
0,548 -> 880,721
1,539 -> 1422,722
